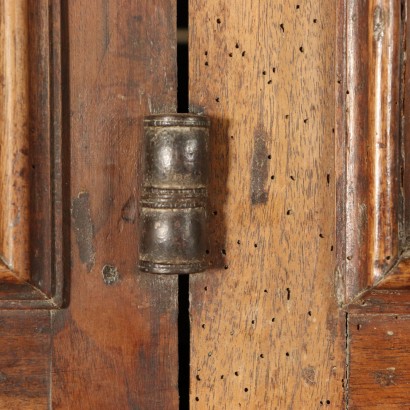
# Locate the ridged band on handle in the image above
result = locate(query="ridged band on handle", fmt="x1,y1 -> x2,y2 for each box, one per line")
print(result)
138,114 -> 210,274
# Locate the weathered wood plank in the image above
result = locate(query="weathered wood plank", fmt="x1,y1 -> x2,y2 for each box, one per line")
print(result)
349,314 -> 410,409
0,311 -> 50,409
0,0 -> 64,307
189,1 -> 345,408
51,1 -> 179,408
404,0 -> 410,246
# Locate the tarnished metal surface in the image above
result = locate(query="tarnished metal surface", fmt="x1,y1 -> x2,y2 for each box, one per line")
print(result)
139,114 -> 210,274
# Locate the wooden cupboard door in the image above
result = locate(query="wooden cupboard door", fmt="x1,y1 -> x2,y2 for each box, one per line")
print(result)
188,0 -> 410,409
343,0 -> 410,408
2,0 -> 410,409
0,0 -> 179,408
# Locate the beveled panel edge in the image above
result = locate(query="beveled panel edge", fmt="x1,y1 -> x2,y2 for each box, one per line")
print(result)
0,0 -> 65,309
346,254 -> 410,313
339,0 -> 405,304
0,0 -> 31,283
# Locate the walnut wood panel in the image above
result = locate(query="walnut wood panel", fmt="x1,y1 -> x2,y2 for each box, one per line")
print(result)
349,314 -> 410,409
0,0 -> 64,307
51,1 -> 179,408
348,290 -> 410,315
341,0 -> 402,303
366,0 -> 401,282
0,311 -> 50,409
405,0 -> 410,247
342,1 -> 410,407
341,0 -> 410,300
189,1 -> 345,408
377,255 -> 410,289
347,255 -> 410,314
0,0 -> 30,282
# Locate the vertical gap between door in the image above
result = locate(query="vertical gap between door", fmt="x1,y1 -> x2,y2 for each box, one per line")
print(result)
177,0 -> 190,409
177,0 -> 189,113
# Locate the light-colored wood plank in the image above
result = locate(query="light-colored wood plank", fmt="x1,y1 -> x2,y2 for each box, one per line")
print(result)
189,1 -> 345,408
0,0 -> 30,282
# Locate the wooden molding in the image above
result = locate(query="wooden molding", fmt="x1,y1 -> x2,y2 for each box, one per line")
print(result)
377,255 -> 410,289
340,0 -> 407,305
0,0 -> 64,308
0,0 -> 30,282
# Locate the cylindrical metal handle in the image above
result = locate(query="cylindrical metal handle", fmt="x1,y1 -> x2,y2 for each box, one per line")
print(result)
138,114 -> 210,274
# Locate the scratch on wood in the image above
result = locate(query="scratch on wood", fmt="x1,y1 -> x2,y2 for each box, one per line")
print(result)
373,6 -> 385,42
251,124 -> 269,204
72,192 -> 95,272
102,0 -> 110,51
121,194 -> 137,223
334,264 -> 345,307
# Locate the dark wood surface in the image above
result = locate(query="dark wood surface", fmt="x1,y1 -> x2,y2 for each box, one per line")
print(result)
348,289 -> 410,315
349,314 -> 410,409
343,1 -> 410,408
50,0 -> 179,408
0,0 -> 64,307
0,311 -> 50,409
0,0 -> 180,407
340,0 -> 402,303
404,0 -> 410,246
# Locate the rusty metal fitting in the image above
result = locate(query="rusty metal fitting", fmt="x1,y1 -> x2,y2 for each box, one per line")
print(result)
138,114 -> 210,274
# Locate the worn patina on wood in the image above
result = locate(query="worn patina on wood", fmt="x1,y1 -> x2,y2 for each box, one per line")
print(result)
188,1 -> 345,408
0,0 -> 64,307
339,0 -> 410,408
0,0 -> 30,282
0,0 -> 180,408
51,0 -> 180,408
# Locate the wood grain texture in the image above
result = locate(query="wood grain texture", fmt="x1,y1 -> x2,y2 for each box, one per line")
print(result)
0,311 -> 50,409
0,0 -> 30,282
348,290 -> 410,315
377,255 -> 410,289
0,0 -> 64,308
366,0 -> 401,282
366,0 -> 401,283
189,1 -> 345,408
27,0 -> 64,303
349,314 -> 410,409
404,0 -> 410,247
51,1 -> 179,408
342,0 -> 402,303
